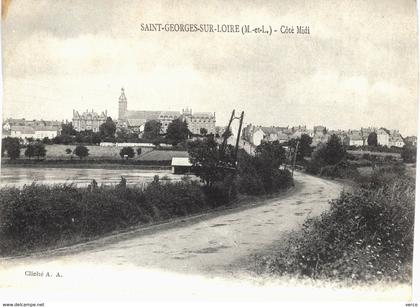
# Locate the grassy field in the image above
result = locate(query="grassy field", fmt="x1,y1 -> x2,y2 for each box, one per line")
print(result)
10,144 -> 189,162
43,145 -> 154,160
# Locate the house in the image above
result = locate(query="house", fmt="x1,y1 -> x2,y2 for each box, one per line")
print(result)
171,157 -> 192,174
344,131 -> 364,147
376,129 -> 390,147
251,128 -> 265,146
9,125 -> 59,140
261,127 -> 280,142
277,132 -> 289,143
389,131 -> 404,148
3,118 -> 62,133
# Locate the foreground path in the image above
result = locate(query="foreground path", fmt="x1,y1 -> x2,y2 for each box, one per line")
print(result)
5,172 -> 395,300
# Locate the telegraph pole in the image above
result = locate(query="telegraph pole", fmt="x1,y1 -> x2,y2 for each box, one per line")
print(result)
291,140 -> 300,177
219,110 -> 235,159
234,111 -> 245,164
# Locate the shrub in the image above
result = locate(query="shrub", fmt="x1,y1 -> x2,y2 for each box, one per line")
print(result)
0,180 -> 210,256
119,146 -> 135,159
203,175 -> 237,207
238,171 -> 265,195
401,145 -> 416,163
238,147 -> 292,195
319,161 -> 360,179
144,181 -> 207,219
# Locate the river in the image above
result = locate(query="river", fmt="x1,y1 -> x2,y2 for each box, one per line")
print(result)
0,167 -> 193,187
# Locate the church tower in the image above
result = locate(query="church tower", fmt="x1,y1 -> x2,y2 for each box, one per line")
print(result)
118,88 -> 127,121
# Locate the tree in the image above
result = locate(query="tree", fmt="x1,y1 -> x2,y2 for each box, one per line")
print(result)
401,145 -> 416,163
255,140 -> 286,169
24,145 -> 35,159
238,142 -> 292,194
42,137 -> 52,145
188,136 -> 235,186
367,132 -> 378,146
288,134 -> 312,162
74,145 -> 89,159
2,137 -> 20,160
143,120 -> 162,140
200,128 -> 208,136
32,142 -> 46,160
99,117 -> 116,139
321,134 -> 346,165
166,118 -> 190,144
119,146 -> 135,159
61,122 -> 77,136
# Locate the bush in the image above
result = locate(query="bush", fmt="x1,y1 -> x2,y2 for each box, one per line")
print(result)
238,171 -> 265,195
238,147 -> 293,195
0,180 -> 210,256
144,181 -> 207,219
253,169 -> 415,283
401,145 -> 416,163
119,146 -> 135,159
202,175 -> 237,208
319,161 -> 360,179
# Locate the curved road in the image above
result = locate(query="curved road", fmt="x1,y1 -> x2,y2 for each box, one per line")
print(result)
0,172 -> 356,299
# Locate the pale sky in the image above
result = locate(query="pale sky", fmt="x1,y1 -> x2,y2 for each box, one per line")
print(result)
1,0 -> 419,136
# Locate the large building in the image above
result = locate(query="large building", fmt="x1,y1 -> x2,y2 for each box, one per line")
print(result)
117,88 -> 216,135
2,118 -> 62,140
3,118 -> 62,132
72,109 -> 108,132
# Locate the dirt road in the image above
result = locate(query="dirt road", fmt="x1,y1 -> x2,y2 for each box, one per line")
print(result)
1,172 -> 410,300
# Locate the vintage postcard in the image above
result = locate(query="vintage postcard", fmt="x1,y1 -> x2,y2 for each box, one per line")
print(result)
0,0 -> 419,305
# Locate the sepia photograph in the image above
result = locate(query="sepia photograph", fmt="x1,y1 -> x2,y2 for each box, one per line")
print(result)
0,0 -> 419,305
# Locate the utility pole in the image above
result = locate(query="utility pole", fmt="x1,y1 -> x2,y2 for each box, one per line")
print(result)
291,140 -> 300,177
219,110 -> 235,160
234,111 -> 245,164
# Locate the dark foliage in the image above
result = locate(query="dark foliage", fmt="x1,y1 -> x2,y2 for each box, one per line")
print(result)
2,137 -> 20,160
166,118 -> 190,144
238,143 -> 293,195
287,134 -> 313,162
74,145 -> 89,159
119,146 -> 135,159
367,132 -> 378,146
24,142 -> 47,160
143,120 -> 162,140
401,145 -> 416,163
99,117 -> 117,139
0,180 -> 208,256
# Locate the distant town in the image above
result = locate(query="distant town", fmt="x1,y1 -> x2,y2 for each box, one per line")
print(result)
1,88 -> 417,151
